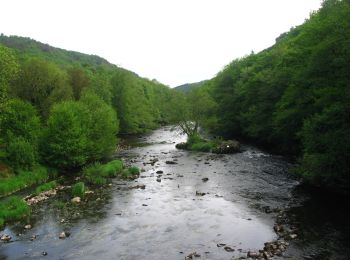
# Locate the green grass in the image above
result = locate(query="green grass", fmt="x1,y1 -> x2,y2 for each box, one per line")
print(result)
0,166 -> 50,197
72,182 -> 86,197
0,196 -> 31,225
101,160 -> 123,177
35,181 -> 57,195
128,166 -> 140,175
191,142 -> 213,152
83,160 -> 123,185
0,218 -> 4,228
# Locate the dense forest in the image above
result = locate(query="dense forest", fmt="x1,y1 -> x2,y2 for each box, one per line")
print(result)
0,34 -> 182,174
187,0 -> 350,193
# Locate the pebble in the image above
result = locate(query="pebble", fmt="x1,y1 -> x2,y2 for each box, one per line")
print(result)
24,224 -> 32,230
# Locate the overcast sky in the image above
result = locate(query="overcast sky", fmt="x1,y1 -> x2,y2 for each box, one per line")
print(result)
1,0 -> 322,87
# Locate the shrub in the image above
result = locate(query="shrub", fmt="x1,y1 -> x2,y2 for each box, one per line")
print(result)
191,142 -> 212,152
72,182 -> 85,197
6,137 -> 37,171
0,196 -> 30,224
35,181 -> 57,195
102,160 -> 123,177
83,163 -> 106,185
128,166 -> 140,175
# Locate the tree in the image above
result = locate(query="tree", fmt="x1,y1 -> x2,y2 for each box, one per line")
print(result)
68,67 -> 90,100
0,44 -> 19,109
80,92 -> 119,161
173,87 -> 217,138
0,99 -> 41,170
41,101 -> 89,169
13,58 -> 72,118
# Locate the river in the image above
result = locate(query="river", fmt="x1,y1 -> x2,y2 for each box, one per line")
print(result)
1,126 -> 349,259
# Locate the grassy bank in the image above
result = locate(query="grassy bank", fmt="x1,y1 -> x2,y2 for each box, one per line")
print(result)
83,160 -> 139,185
0,196 -> 30,228
0,166 -> 51,197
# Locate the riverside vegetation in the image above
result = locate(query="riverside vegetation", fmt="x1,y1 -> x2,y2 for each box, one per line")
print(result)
0,34 -> 182,227
175,0 -> 350,194
1,0 -> 349,232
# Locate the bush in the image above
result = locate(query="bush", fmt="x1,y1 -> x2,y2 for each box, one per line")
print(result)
191,142 -> 212,152
187,134 -> 205,146
128,166 -> 140,175
102,160 -> 123,177
83,163 -> 106,185
72,182 -> 85,197
0,166 -> 49,196
7,137 -> 37,171
0,196 -> 30,224
35,181 -> 57,195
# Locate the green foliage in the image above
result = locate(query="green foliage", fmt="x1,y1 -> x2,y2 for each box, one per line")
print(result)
0,166 -> 49,196
0,44 -> 19,106
83,163 -> 107,185
0,217 -> 4,228
80,92 -> 119,161
0,99 -> 41,144
128,166 -> 140,175
68,67 -> 90,100
102,160 -> 123,177
35,181 -> 57,195
72,182 -> 86,197
13,58 -> 72,118
0,196 -> 31,224
7,137 -> 37,170
42,101 -> 89,169
204,0 -> 350,192
83,160 -> 124,185
0,99 -> 41,170
191,142 -> 212,152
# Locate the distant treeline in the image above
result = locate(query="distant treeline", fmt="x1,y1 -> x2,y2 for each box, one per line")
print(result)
0,35 -> 181,171
195,0 -> 350,193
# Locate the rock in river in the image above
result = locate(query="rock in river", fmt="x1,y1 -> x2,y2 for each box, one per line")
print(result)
71,197 -> 81,203
24,224 -> 32,230
0,234 -> 11,242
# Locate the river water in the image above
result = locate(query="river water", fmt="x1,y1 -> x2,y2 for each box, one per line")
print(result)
1,126 -> 349,259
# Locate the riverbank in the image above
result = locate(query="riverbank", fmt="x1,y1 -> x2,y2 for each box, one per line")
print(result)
1,126 -> 349,259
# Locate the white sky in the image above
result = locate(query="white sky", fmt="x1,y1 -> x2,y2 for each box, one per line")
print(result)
1,0 -> 322,87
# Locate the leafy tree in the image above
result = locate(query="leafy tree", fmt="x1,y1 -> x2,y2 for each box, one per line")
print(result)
13,58 -> 72,118
68,67 -> 90,100
0,99 -> 41,170
0,44 -> 19,109
41,101 -> 89,169
80,91 -> 119,161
